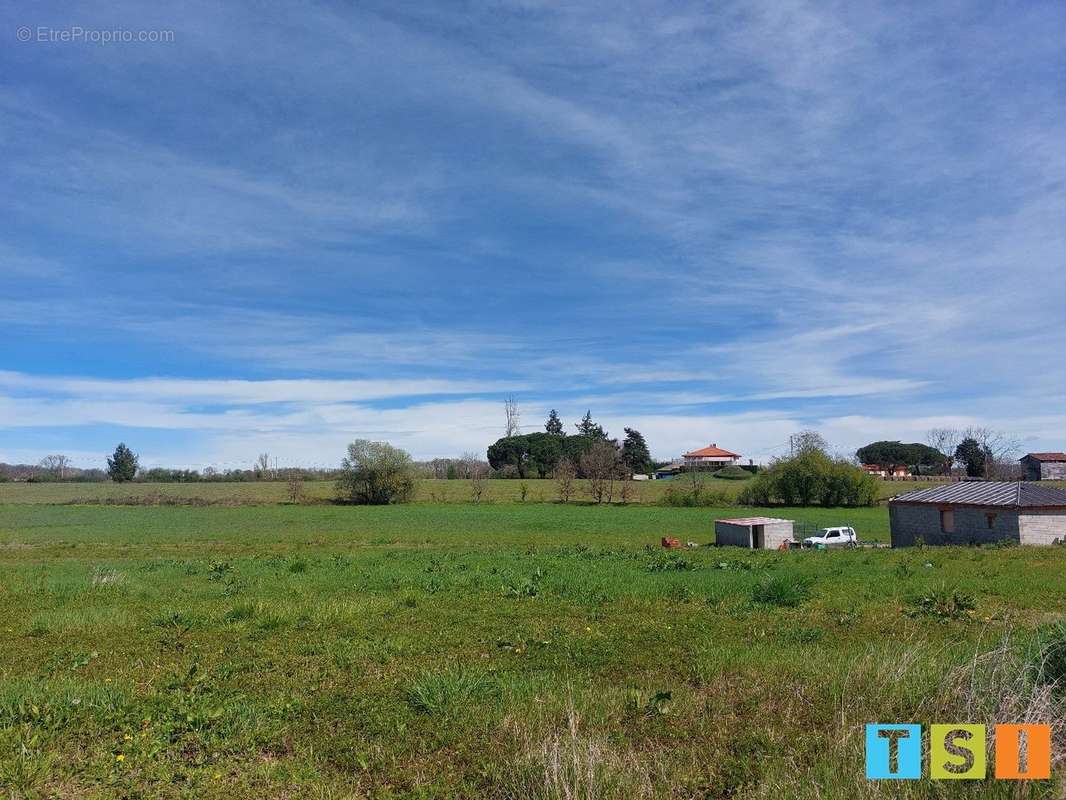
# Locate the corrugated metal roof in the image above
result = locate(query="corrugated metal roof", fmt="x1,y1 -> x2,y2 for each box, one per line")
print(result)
890,482 -> 1066,508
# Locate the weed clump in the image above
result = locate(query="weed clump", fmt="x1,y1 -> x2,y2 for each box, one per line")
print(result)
407,667 -> 497,716
645,553 -> 696,572
906,584 -> 976,621
751,574 -> 812,607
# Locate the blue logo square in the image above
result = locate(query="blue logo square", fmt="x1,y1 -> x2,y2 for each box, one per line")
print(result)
866,723 -> 922,780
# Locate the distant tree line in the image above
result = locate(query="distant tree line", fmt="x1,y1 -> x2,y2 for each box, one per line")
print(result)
1,445 -> 343,484
855,441 -> 949,475
855,427 -> 1021,479
0,462 -> 108,483
486,410 -> 652,479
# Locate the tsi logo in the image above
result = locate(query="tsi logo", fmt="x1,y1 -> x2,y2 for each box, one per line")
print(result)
865,723 -> 1052,780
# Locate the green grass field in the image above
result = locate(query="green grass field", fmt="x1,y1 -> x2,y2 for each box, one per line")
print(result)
0,493 -> 1063,797
1,477 -> 1023,506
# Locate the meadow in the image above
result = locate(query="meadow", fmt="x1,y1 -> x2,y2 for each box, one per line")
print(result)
0,477 -> 991,507
0,490 -> 1063,798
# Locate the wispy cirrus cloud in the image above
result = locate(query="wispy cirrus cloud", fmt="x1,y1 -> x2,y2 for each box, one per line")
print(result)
1,0 -> 1064,465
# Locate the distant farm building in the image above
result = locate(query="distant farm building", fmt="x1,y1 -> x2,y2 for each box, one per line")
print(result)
1020,453 -> 1066,481
715,517 -> 795,549
889,482 -> 1066,547
862,464 -> 911,478
654,462 -> 684,479
683,444 -> 740,468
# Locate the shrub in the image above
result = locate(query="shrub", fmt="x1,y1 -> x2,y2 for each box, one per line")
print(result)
335,440 -> 416,505
751,574 -> 813,607
736,450 -> 877,507
906,584 -> 976,621
1033,622 -> 1066,690
659,480 -> 734,507
712,465 -> 753,480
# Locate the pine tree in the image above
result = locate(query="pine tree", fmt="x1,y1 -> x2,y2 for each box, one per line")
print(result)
955,437 -> 990,478
575,410 -> 606,440
621,427 -> 652,474
545,409 -> 564,436
107,443 -> 139,483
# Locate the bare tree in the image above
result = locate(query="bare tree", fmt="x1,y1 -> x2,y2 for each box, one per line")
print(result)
469,461 -> 488,504
285,469 -> 304,504
580,441 -> 622,505
458,452 -> 489,481
504,396 -> 521,438
618,471 -> 635,505
39,454 -> 71,480
926,428 -> 962,473
255,453 -> 272,480
685,461 -> 704,503
962,427 -> 1021,479
555,457 -> 576,503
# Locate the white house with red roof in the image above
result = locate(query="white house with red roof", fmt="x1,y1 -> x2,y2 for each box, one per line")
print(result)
682,443 -> 741,467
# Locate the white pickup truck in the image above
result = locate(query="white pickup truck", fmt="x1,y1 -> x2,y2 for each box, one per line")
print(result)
803,526 -> 858,547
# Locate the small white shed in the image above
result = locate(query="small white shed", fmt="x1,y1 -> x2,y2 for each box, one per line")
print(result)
715,517 -> 795,549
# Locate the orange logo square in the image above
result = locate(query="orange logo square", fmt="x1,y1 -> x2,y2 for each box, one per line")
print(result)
994,724 -> 1051,780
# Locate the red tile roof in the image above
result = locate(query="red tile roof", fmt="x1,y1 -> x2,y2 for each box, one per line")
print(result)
1024,453 -> 1066,462
684,444 -> 739,458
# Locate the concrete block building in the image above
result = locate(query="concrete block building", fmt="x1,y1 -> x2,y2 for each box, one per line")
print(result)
715,517 -> 795,549
1020,453 -> 1066,481
889,482 -> 1066,547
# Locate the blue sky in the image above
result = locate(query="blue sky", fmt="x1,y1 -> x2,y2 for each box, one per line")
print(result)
2,0 -> 1065,469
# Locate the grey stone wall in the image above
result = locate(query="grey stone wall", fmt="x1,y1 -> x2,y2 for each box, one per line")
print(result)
1019,511 -> 1066,545
1040,462 -> 1066,480
889,503 -> 1020,547
1022,458 -> 1066,480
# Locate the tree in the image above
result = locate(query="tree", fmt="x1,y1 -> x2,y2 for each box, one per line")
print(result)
955,437 -> 991,479
737,450 -> 877,508
255,453 -> 276,480
928,427 -> 1019,478
469,461 -> 488,504
855,441 -> 948,476
285,469 -> 303,504
336,440 -> 416,504
555,457 -> 576,503
486,433 -> 562,478
790,430 -> 829,457
575,410 -> 607,441
580,440 -> 622,504
545,409 -> 564,437
39,454 -> 71,480
107,443 -> 139,483
504,396 -> 521,438
961,426 -> 1020,479
621,427 -> 652,475
926,428 -> 962,473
